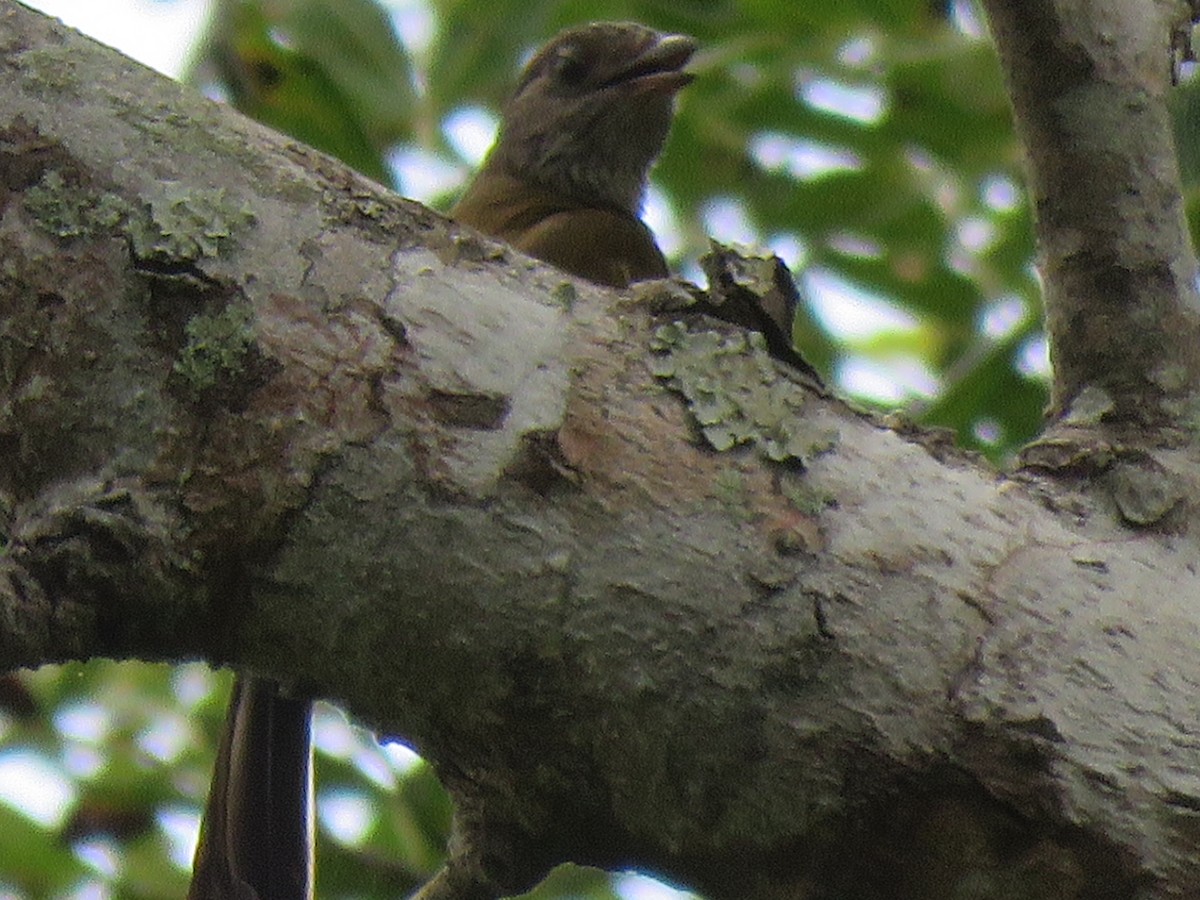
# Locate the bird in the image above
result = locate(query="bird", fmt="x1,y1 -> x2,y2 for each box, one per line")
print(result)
187,678 -> 313,900
451,21 -> 695,287
452,24 -> 815,374
187,23 -> 694,900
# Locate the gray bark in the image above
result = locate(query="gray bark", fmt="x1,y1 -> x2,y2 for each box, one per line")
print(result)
2,1 -> 1200,897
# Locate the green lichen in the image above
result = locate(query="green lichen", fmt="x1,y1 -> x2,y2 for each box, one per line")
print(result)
17,48 -> 80,95
714,468 -> 755,521
1151,361 -> 1189,393
129,182 -> 255,263
26,174 -> 255,261
550,281 -> 578,310
627,279 -> 697,313
174,304 -> 255,394
780,476 -> 836,516
351,197 -> 387,220
1175,395 -> 1200,435
651,322 -> 831,466
24,170 -> 132,238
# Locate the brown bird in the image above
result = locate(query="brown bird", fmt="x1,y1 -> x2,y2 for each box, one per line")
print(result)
452,22 -> 695,287
188,679 -> 312,900
188,23 -> 693,900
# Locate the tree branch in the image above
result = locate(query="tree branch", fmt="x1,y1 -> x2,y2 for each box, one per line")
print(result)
980,0 -> 1200,429
3,2 -> 1200,897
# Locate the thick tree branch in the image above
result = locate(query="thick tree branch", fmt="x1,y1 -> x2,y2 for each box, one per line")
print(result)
3,3 -> 1200,898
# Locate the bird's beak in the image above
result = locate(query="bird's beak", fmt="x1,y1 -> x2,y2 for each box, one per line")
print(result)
608,33 -> 697,96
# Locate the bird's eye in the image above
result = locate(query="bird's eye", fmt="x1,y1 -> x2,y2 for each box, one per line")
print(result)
552,46 -> 588,85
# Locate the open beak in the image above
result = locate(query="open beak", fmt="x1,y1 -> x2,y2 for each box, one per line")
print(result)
609,33 -> 697,95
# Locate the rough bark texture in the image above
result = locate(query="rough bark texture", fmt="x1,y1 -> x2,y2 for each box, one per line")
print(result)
3,1 -> 1200,898
982,0 -> 1200,427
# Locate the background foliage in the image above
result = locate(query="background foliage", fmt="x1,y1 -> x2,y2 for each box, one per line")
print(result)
1,0 -> 1074,897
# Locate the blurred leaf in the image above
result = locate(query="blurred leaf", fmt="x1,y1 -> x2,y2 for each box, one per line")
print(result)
273,0 -> 418,144
193,0 -> 416,182
0,800 -> 89,895
1170,73 -> 1200,244
918,319 -> 1049,451
516,863 -> 625,899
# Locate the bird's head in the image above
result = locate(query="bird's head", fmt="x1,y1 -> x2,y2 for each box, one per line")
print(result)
485,22 -> 696,215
